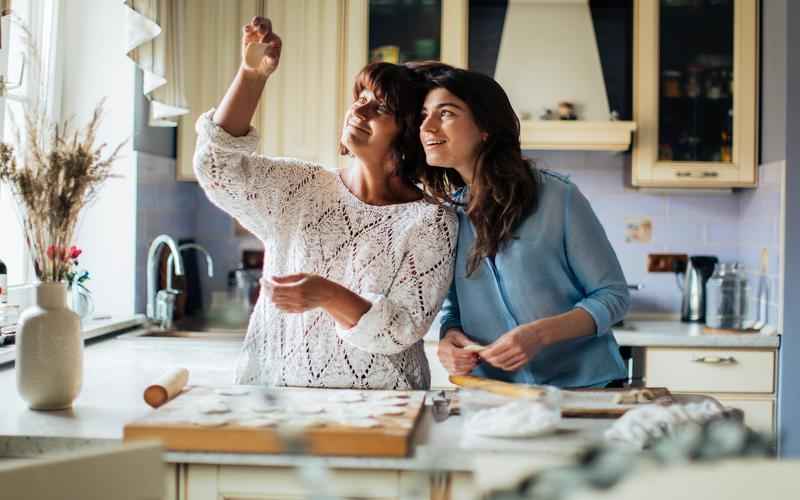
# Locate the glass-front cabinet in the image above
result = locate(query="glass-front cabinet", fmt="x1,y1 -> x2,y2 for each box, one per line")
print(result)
342,0 -> 467,102
632,0 -> 758,188
344,0 -> 637,153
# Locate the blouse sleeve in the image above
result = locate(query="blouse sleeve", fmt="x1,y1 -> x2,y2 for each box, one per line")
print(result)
336,206 -> 459,354
193,109 -> 322,241
437,282 -> 462,339
564,183 -> 631,335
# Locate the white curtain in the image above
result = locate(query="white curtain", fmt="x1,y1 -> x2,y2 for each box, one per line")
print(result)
125,0 -> 189,126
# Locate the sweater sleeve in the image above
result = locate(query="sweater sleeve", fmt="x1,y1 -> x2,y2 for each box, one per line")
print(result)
336,206 -> 458,354
438,282 -> 462,339
193,109 -> 321,241
564,183 -> 630,335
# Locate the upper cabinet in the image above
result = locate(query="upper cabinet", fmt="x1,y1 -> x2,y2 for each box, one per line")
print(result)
344,0 -> 636,152
632,0 -> 758,188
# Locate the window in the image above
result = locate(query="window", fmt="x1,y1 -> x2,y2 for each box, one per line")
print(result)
0,0 -> 61,286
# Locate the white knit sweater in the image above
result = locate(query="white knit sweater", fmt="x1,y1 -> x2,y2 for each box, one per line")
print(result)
193,111 -> 458,390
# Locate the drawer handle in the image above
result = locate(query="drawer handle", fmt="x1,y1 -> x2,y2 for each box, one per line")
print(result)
675,171 -> 692,177
693,355 -> 737,364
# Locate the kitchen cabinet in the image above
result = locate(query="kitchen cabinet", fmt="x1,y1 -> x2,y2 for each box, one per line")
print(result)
632,0 -> 758,188
344,0 -> 636,152
177,0 -> 345,180
644,346 -> 777,433
183,464 -> 476,500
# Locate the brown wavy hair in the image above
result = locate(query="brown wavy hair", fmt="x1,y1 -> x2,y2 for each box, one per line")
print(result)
339,62 -> 426,186
410,62 -> 540,276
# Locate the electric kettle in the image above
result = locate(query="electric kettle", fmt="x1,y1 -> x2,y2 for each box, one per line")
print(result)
678,255 -> 718,322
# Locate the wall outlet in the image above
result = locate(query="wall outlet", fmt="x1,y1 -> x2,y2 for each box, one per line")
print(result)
647,253 -> 688,273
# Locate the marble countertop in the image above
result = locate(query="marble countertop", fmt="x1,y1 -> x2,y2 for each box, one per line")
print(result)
0,315 -> 147,365
612,319 -> 780,348
0,328 -> 608,477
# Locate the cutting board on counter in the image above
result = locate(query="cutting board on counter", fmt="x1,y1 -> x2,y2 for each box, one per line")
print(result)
450,375 -> 671,418
560,387 -> 672,418
124,386 -> 425,457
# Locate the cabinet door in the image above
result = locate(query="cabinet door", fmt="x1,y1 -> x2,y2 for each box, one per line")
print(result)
632,0 -> 758,188
187,464 -> 404,499
177,1 -> 345,181
716,397 -> 775,433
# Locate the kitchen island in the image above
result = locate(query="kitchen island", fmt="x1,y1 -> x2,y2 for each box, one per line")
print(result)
0,318 -> 782,499
0,327 -> 613,499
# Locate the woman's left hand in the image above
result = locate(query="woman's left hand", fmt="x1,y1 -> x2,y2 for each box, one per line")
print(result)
480,321 -> 547,372
265,273 -> 332,313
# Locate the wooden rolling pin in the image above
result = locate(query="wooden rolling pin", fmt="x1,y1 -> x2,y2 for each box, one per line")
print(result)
144,368 -> 189,408
448,375 -> 546,398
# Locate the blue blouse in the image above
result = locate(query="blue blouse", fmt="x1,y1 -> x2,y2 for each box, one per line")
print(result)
439,170 -> 629,388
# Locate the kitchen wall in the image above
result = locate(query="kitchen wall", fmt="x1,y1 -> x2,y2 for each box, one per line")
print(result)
61,0 -> 137,317
526,151 -> 778,321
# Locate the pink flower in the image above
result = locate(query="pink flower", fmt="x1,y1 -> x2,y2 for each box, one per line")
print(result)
69,246 -> 82,260
46,245 -> 57,260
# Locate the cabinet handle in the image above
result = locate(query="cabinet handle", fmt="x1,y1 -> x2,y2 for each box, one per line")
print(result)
693,355 -> 737,364
675,171 -> 692,177
701,171 -> 719,177
674,171 -> 720,178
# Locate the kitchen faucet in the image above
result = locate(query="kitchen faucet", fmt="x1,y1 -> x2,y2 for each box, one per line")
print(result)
166,243 -> 214,291
160,244 -> 214,328
146,234 -> 184,328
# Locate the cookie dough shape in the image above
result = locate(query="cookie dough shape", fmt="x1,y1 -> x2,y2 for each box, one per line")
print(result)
327,392 -> 366,403
237,418 -> 281,428
191,416 -> 231,427
200,401 -> 231,414
462,344 -> 486,352
215,387 -> 251,396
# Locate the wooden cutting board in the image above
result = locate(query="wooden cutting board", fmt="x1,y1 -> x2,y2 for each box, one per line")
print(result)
560,387 -> 672,418
450,375 -> 671,418
123,386 -> 425,457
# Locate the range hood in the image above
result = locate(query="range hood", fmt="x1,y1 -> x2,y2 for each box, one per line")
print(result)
493,0 -> 636,151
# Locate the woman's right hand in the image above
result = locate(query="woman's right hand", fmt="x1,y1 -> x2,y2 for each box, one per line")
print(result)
241,16 -> 282,78
438,329 -> 481,376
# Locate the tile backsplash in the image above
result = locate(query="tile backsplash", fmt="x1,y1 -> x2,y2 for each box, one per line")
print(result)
530,151 -> 783,326
136,150 -> 783,329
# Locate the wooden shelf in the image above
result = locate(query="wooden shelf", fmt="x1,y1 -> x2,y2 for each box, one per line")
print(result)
520,120 -> 637,152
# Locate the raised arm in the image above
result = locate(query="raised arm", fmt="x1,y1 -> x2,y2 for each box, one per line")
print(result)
193,17 -> 321,241
213,16 -> 282,136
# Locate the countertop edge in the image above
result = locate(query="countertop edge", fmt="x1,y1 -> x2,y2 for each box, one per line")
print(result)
0,315 -> 147,366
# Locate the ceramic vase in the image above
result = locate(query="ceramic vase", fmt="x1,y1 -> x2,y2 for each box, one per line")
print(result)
16,283 -> 83,410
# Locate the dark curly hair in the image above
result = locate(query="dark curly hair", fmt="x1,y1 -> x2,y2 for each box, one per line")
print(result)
409,62 -> 541,276
339,62 -> 427,186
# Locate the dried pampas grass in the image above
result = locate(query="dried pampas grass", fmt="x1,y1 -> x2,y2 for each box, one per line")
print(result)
0,15 -> 125,283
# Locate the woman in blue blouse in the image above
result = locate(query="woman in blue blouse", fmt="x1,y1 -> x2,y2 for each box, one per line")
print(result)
413,63 -> 630,388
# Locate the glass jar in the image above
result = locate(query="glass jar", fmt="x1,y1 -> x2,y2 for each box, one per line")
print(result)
705,263 -> 750,329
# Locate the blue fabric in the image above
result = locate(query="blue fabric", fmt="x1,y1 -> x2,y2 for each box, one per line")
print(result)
439,170 -> 629,388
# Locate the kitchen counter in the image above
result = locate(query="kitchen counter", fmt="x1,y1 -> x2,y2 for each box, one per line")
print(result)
0,315 -> 147,365
612,319 -> 780,348
0,328 -> 608,487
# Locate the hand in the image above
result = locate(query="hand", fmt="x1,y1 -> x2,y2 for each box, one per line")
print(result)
480,322 -> 546,372
265,273 -> 332,313
241,16 -> 282,78
437,329 -> 481,376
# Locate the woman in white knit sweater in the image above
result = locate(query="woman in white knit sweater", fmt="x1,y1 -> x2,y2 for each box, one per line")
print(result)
193,17 -> 457,389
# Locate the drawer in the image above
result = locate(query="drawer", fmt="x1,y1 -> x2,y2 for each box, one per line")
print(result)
717,397 -> 775,434
645,348 -> 775,394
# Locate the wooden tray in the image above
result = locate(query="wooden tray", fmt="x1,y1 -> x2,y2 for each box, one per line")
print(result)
124,386 -> 425,457
561,387 -> 672,418
449,375 -> 671,418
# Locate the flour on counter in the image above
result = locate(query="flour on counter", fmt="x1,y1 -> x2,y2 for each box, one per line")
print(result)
464,400 -> 561,438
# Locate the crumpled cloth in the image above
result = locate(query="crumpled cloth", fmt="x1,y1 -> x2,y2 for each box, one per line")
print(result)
604,401 -> 725,449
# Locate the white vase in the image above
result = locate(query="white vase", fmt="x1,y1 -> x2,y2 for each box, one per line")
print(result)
16,283 -> 83,410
